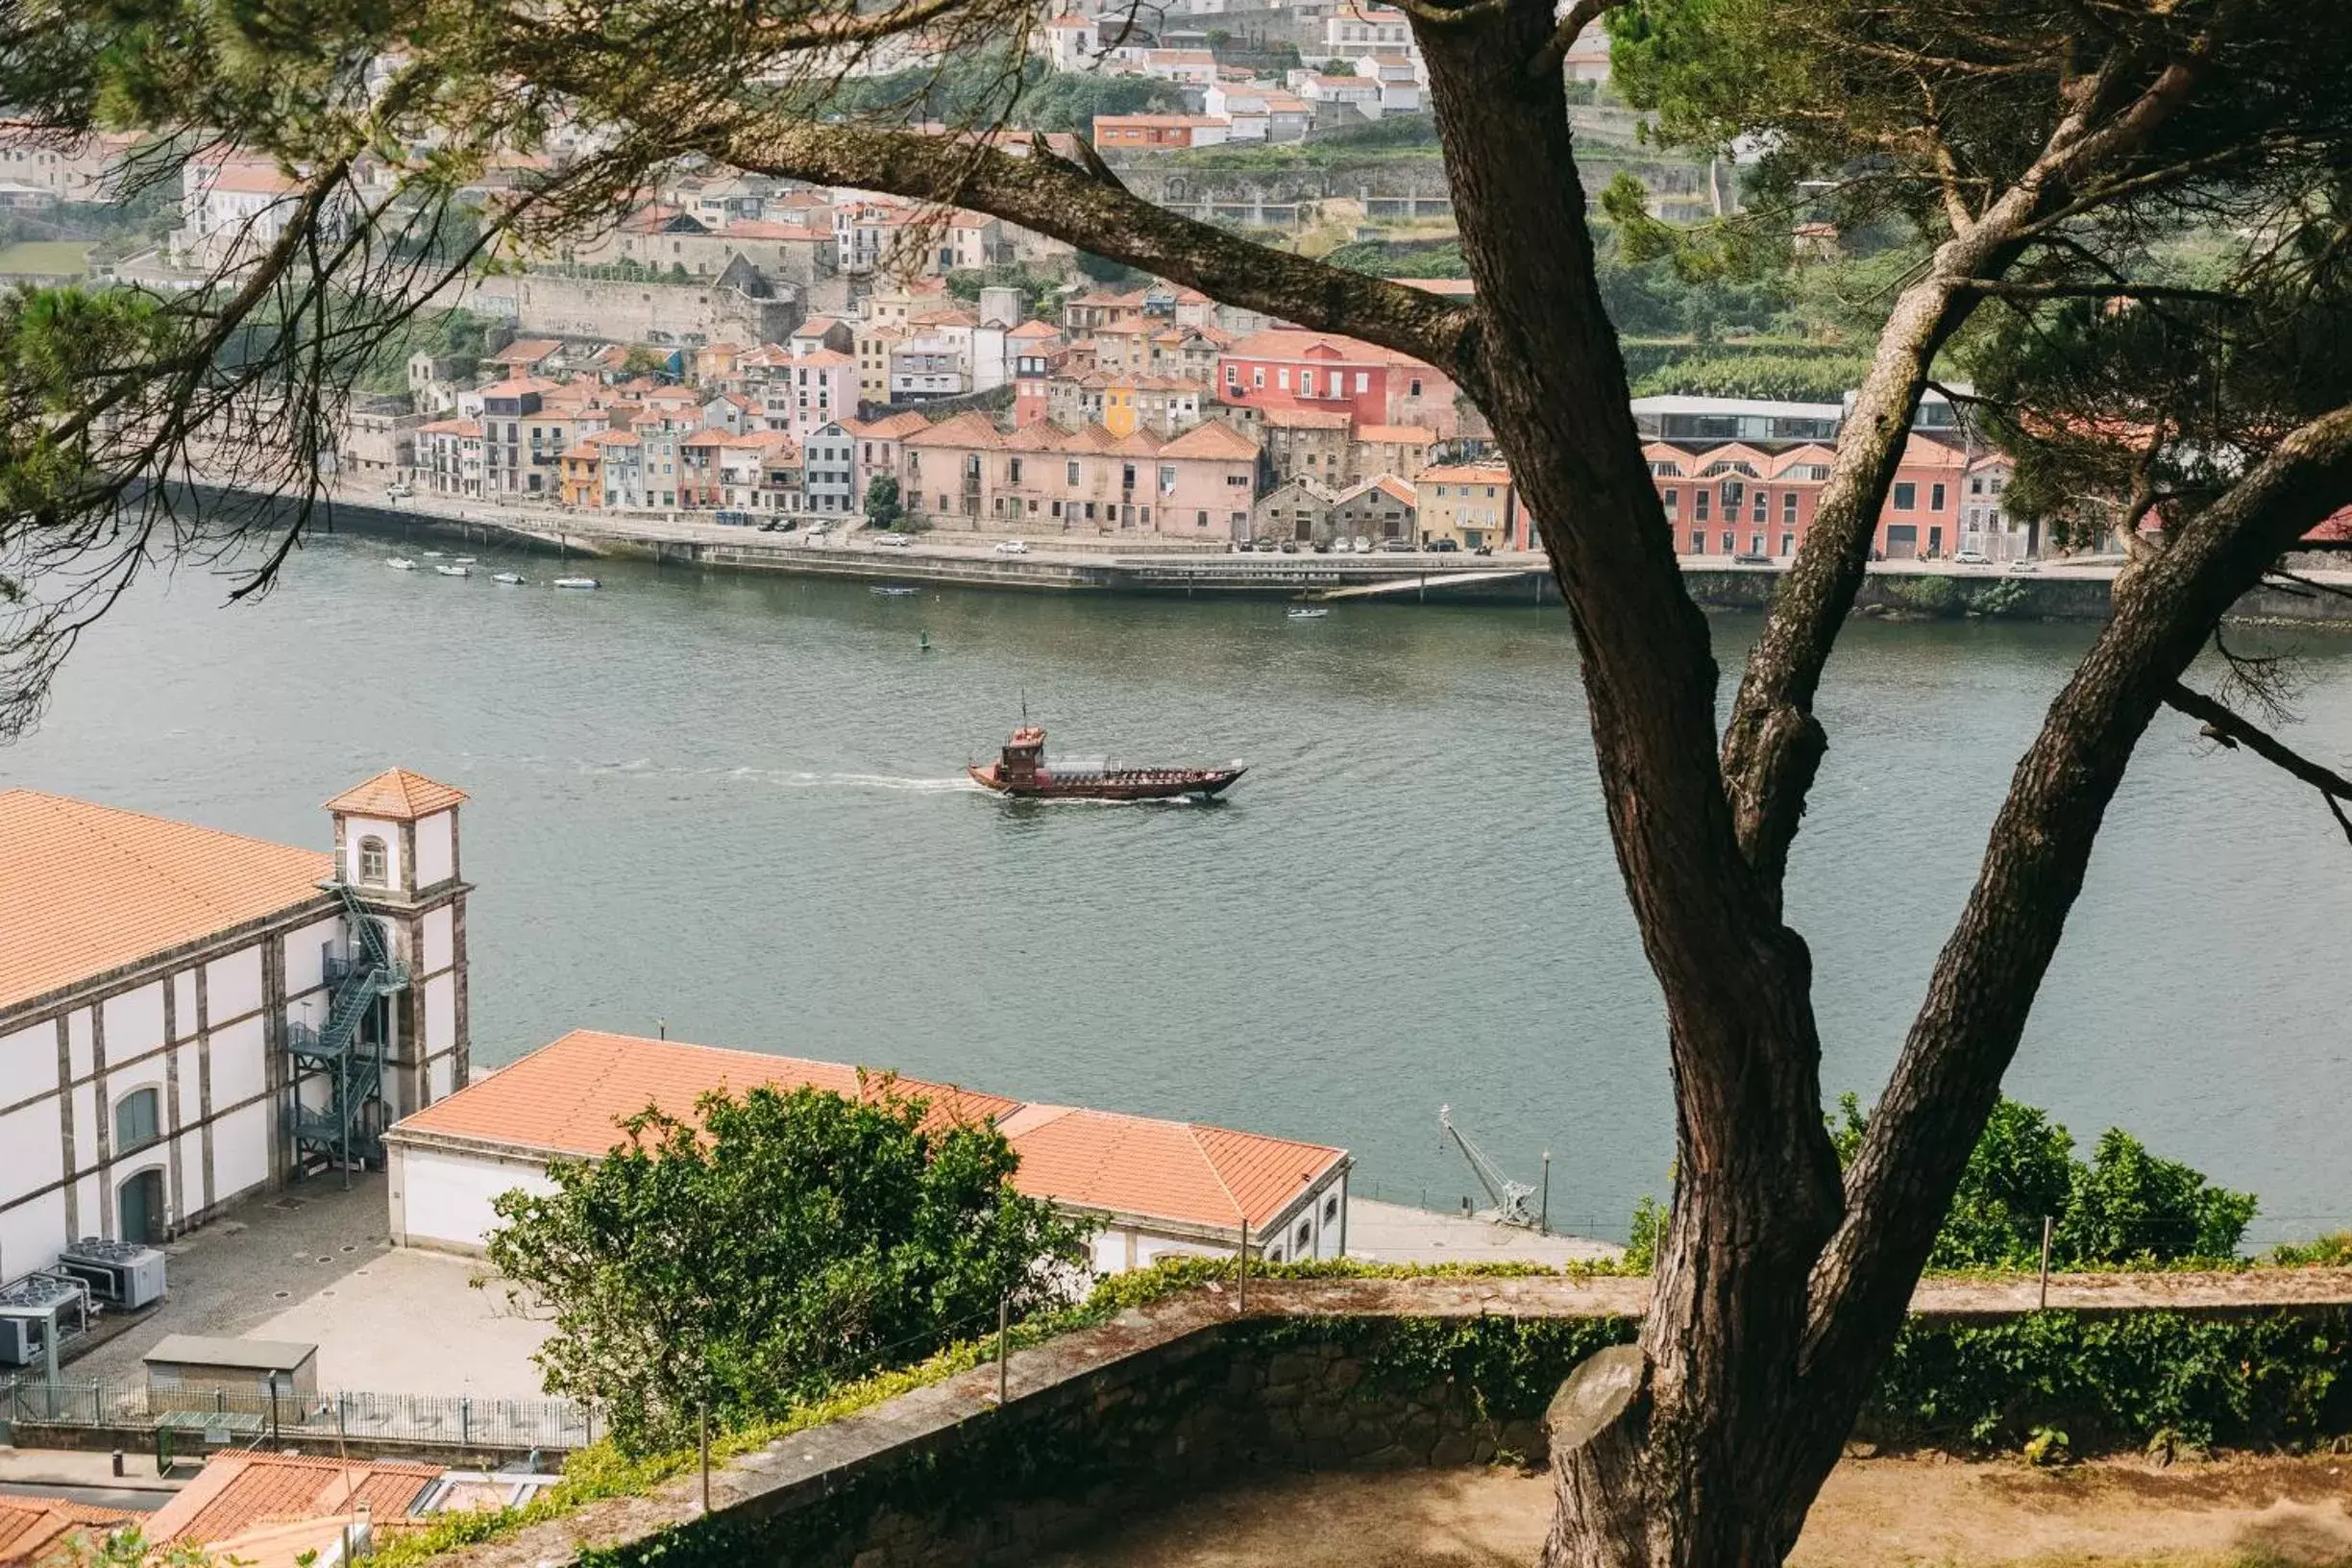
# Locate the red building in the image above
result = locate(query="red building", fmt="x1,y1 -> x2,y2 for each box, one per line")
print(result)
1216,330 -> 1462,438
1646,436 -> 2021,562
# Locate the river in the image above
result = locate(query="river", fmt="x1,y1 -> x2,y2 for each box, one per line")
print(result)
7,531 -> 2347,1243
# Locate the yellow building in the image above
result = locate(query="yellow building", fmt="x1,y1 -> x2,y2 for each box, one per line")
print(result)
1413,463 -> 1517,550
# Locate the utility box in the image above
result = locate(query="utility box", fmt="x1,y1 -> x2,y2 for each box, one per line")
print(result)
143,1335 -> 319,1427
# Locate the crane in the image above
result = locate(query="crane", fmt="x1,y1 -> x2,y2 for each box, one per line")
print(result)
1437,1104 -> 1538,1228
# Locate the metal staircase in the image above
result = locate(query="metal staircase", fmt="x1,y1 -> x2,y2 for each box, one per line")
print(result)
285,883 -> 410,1171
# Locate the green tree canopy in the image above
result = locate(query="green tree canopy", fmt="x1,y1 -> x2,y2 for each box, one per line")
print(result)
485,1081 -> 1090,1454
1829,1094 -> 2256,1269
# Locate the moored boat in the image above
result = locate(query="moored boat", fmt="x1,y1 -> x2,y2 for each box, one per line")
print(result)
492,571 -> 527,584
968,724 -> 1244,801
871,585 -> 918,597
552,576 -> 600,590
434,563 -> 470,577
387,557 -> 417,571
1286,606 -> 1329,620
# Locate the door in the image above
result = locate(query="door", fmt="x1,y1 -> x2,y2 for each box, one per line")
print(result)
118,1168 -> 164,1245
1884,525 -> 1919,559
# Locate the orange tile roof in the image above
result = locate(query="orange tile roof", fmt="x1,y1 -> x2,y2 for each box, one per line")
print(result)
1160,420 -> 1259,460
484,338 -> 563,365
391,1031 -> 1345,1233
0,793 -> 333,1015
395,1030 -> 1023,1153
1225,329 -> 1425,367
847,410 -> 933,440
1260,406 -> 1352,430
148,1454 -> 441,1548
0,1497 -> 134,1566
322,769 -> 467,821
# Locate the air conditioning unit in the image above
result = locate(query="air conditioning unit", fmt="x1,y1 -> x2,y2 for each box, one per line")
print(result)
0,1274 -> 87,1367
57,1237 -> 168,1311
0,1313 -> 39,1368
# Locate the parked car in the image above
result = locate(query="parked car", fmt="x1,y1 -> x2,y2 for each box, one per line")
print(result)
384,483 -> 413,500
872,532 -> 914,549
2007,558 -> 2041,574
992,539 -> 1029,555
1429,539 -> 1460,553
1473,545 -> 1495,557
1330,538 -> 1353,554
1379,538 -> 1415,553
1953,549 -> 1992,565
1279,540 -> 1300,553
802,527 -> 829,544
1732,551 -> 1775,565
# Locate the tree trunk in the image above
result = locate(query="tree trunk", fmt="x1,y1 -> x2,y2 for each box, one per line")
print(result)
1413,8 -> 1850,1563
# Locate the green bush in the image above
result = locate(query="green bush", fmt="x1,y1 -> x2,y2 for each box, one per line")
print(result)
484,1082 -> 1091,1454
1886,576 -> 1966,615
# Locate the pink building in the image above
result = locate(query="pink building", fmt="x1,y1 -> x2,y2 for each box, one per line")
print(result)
1648,436 -> 2020,561
898,412 -> 1260,537
1217,329 -> 1460,437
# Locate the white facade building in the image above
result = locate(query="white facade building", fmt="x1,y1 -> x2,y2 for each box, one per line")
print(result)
383,1031 -> 1351,1274
0,772 -> 472,1283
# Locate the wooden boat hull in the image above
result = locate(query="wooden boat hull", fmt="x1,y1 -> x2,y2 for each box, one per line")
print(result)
968,764 -> 1245,800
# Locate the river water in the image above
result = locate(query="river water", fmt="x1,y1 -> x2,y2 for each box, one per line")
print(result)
8,532 -> 2348,1242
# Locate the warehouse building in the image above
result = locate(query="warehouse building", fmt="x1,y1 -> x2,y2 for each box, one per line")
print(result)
0,772 -> 472,1282
384,1030 -> 1352,1274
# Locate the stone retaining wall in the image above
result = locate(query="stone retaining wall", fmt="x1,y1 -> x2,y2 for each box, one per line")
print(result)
440,1271 -> 2352,1568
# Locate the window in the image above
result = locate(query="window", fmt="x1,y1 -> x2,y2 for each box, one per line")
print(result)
1159,464 -> 1176,491
1783,492 -> 1799,525
357,836 -> 388,886
1779,530 -> 1795,554
1930,482 -> 1947,512
1694,491 -> 1710,522
1752,493 -> 1768,524
1301,370 -> 1314,396
1721,530 -> 1735,554
1196,509 -> 1209,527
1970,477 -> 1985,496
1252,367 -> 1264,389
1277,368 -> 1290,390
1066,460 -> 1080,485
115,1088 -> 160,1154
1893,481 -> 1917,510
1409,378 -> 1423,397
1296,1220 -> 1312,1250
1008,457 -> 1022,483
1225,364 -> 1238,384
1324,1195 -> 1339,1224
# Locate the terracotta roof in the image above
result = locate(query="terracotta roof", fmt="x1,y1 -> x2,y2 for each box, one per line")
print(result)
0,1497 -> 134,1566
902,409 -> 1007,450
1226,329 -> 1423,367
390,1031 -> 1345,1233
794,316 -> 845,335
483,338 -> 563,365
847,410 -> 933,440
147,1454 -> 441,1549
997,1104 -> 1341,1230
1261,406 -> 1352,431
322,769 -> 467,821
1418,463 -> 1510,485
1339,474 -> 1418,507
417,417 -> 479,437
0,792 -> 333,1016
1007,320 -> 1061,340
393,1030 -> 1023,1153
793,347 -> 855,367
1160,421 -> 1259,460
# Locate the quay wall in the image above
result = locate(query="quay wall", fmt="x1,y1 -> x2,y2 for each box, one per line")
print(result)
226,485 -> 2352,622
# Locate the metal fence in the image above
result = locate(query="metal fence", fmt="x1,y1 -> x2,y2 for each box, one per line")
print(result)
2,1371 -> 594,1452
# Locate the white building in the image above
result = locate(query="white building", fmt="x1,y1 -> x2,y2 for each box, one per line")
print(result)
382,1030 -> 1352,1275
0,772 -> 472,1282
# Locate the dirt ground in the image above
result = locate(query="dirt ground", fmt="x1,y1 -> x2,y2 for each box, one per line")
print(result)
1035,1454 -> 2352,1568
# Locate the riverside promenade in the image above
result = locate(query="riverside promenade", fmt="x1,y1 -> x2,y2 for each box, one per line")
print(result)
212,478 -> 2352,619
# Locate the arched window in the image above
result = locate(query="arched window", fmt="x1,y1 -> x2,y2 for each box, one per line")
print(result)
115,1088 -> 160,1154
357,836 -> 388,886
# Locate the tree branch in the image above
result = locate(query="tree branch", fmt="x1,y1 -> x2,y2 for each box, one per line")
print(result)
1716,11 -> 2245,901
660,108 -> 1477,380
1529,0 -> 1624,79
1954,278 -> 2244,306
2164,680 -> 2352,846
1801,401 -> 2352,1402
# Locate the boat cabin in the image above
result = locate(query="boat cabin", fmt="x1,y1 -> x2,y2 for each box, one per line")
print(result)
997,724 -> 1047,785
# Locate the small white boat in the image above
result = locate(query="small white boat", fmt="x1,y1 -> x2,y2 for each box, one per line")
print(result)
423,550 -> 445,558
492,572 -> 527,585
452,555 -> 478,565
1286,606 -> 1330,620
871,585 -> 918,597
434,564 -> 470,578
552,576 -> 600,590
386,557 -> 417,571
